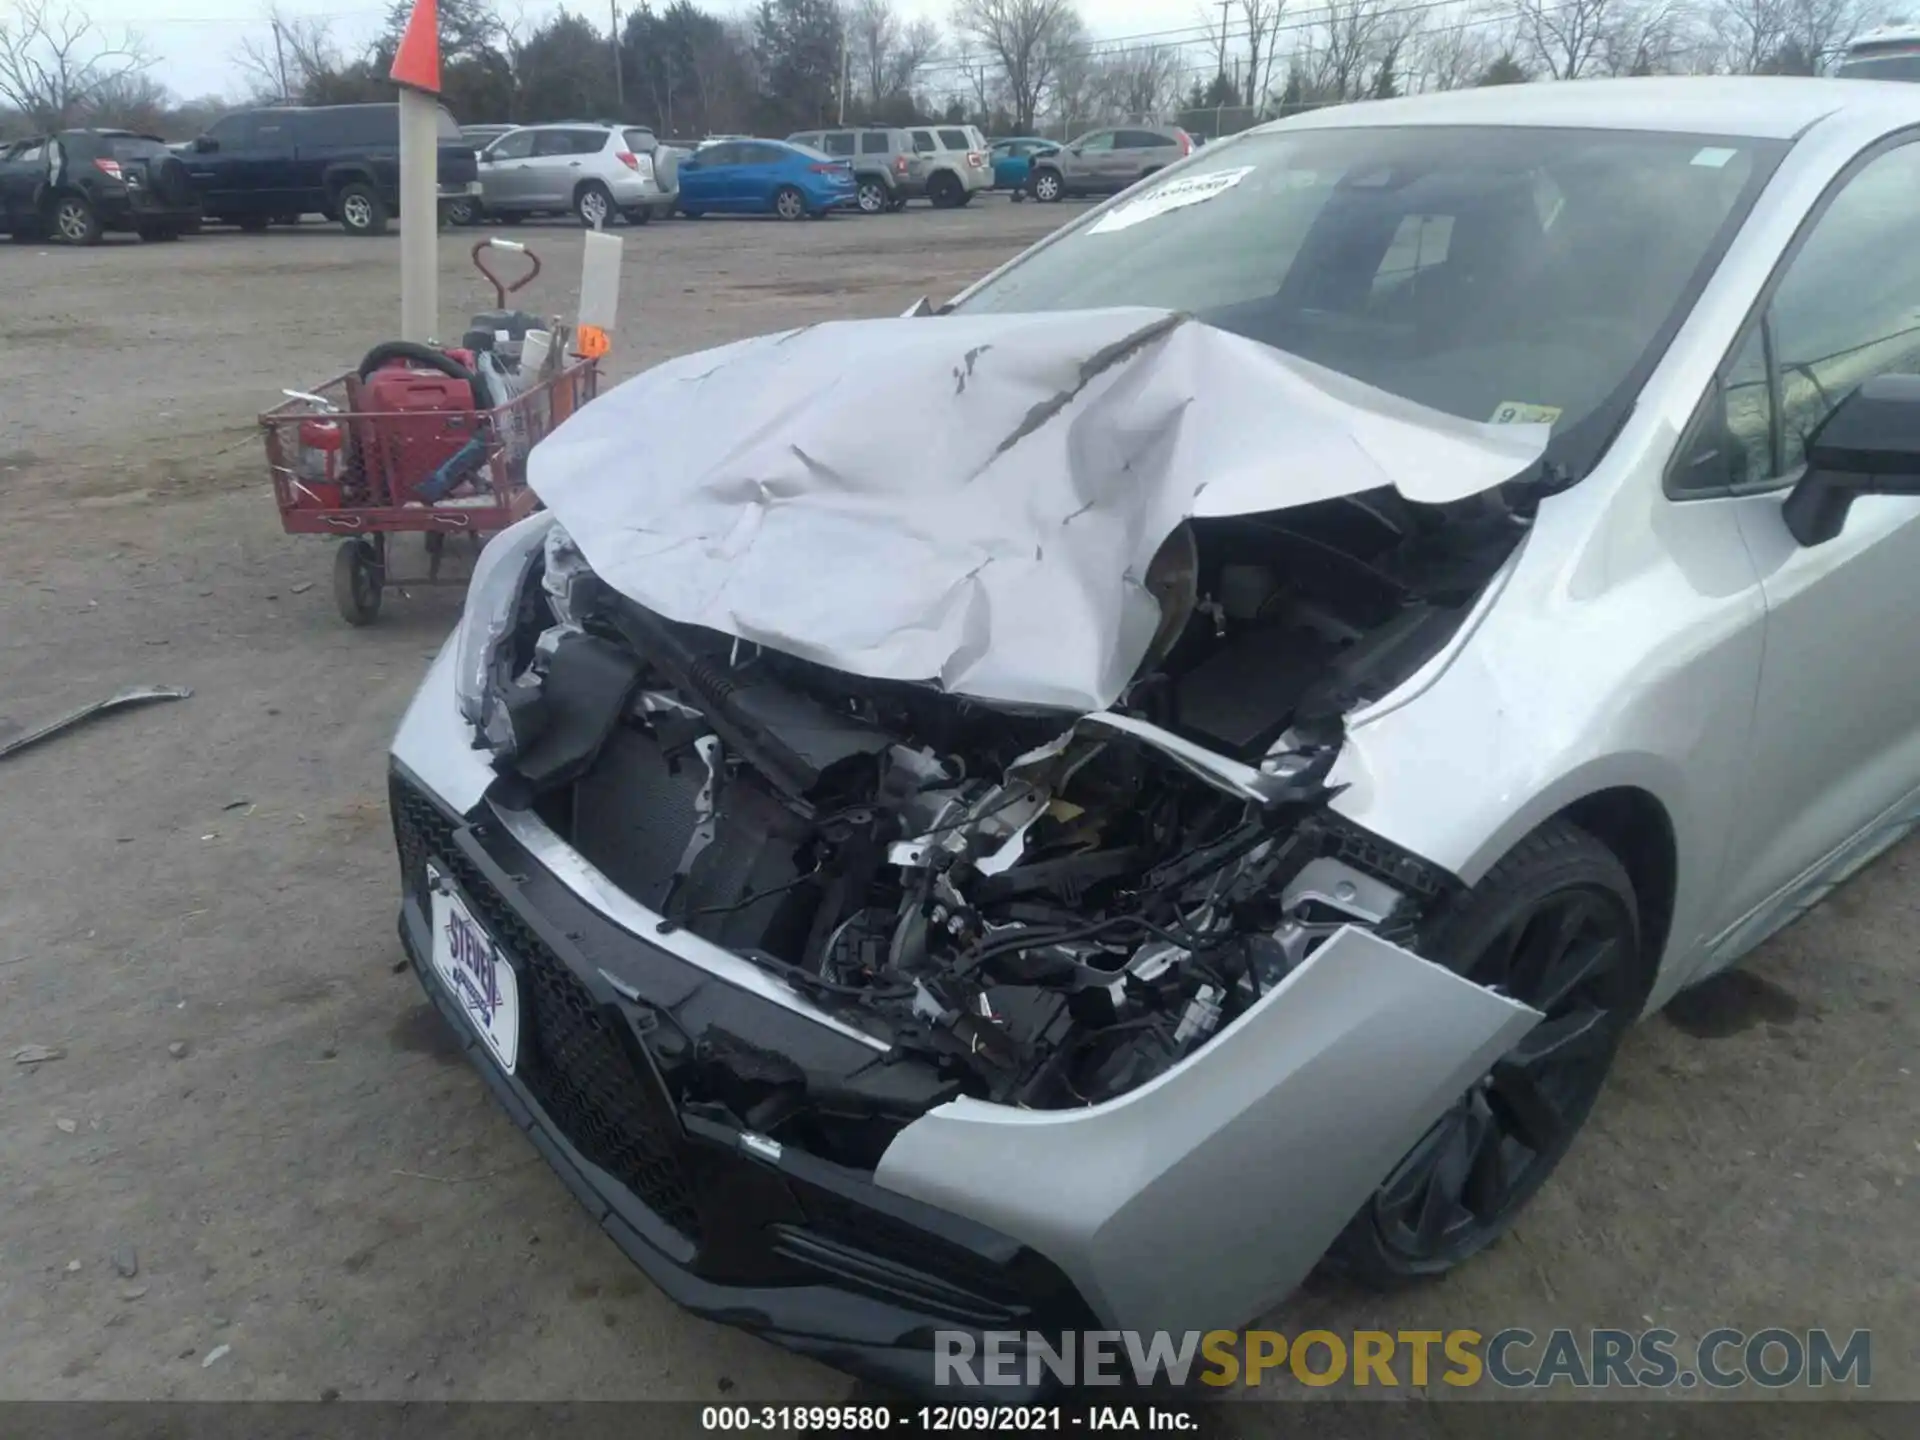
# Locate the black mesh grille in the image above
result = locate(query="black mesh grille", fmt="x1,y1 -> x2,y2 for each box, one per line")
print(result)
390,776 -> 703,1240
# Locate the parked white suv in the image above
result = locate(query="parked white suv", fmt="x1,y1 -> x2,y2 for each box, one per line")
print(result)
472,124 -> 675,227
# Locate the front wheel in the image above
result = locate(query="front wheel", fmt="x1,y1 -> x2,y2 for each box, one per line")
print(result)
51,194 -> 102,245
332,539 -> 384,626
1030,169 -> 1063,203
772,185 -> 807,221
444,195 -> 480,226
335,182 -> 388,236
1327,819 -> 1643,1285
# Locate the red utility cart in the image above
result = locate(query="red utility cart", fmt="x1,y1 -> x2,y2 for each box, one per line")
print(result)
260,355 -> 599,625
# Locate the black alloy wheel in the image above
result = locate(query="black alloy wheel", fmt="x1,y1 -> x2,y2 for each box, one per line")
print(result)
1332,821 -> 1642,1282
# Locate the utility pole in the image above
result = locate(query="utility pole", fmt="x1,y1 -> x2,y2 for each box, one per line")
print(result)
837,17 -> 849,125
610,0 -> 625,113
1217,0 -> 1232,88
272,19 -> 290,104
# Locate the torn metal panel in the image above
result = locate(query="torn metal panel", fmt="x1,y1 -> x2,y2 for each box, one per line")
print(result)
873,923 -> 1542,1334
0,686 -> 191,761
529,308 -> 1547,713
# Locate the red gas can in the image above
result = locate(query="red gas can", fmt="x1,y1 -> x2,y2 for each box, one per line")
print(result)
359,364 -> 479,505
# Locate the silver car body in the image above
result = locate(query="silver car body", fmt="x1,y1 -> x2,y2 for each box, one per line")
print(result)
1043,124 -> 1193,197
393,77 -> 1920,1334
476,123 -> 671,221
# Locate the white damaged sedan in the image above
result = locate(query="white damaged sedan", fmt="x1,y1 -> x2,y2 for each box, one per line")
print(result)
390,78 -> 1920,1391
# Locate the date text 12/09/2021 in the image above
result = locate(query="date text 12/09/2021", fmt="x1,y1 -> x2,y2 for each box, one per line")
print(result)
700,1405 -> 1202,1432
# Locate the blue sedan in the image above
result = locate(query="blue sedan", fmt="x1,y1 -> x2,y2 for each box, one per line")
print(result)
988,138 -> 1061,200
677,139 -> 856,219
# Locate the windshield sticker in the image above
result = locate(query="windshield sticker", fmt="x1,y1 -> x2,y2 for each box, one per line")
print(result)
1691,147 -> 1738,169
1089,166 -> 1256,234
1489,402 -> 1562,425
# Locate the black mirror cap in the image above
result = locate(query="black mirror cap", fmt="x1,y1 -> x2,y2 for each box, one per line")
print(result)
1806,373 -> 1920,477
1785,375 -> 1920,546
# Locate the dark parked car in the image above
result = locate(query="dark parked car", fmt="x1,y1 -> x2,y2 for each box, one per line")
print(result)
182,103 -> 482,236
0,129 -> 201,245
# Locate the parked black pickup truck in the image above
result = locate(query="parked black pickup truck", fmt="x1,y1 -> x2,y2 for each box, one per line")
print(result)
183,103 -> 482,236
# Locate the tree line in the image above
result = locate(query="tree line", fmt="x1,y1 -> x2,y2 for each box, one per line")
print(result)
0,0 -> 1889,143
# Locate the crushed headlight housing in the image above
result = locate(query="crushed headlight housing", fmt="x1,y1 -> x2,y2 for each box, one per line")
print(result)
453,509 -> 556,754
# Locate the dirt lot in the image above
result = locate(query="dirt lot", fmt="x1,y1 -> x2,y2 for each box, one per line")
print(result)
1,204 -> 1914,1416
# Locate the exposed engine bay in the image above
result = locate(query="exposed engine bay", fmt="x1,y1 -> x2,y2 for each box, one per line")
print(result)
477,488 -> 1524,1127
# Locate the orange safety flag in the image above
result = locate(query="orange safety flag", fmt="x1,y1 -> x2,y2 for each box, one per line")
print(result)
389,0 -> 442,94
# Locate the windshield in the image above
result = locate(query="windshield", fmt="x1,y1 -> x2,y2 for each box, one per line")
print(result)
955,125 -> 1785,474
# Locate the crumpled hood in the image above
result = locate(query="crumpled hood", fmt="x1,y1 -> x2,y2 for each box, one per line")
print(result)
529,307 -> 1546,712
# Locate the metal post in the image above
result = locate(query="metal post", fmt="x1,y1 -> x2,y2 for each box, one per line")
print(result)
397,87 -> 438,343
610,0 -> 625,111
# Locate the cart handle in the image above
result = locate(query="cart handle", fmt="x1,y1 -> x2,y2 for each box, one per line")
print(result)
472,237 -> 541,310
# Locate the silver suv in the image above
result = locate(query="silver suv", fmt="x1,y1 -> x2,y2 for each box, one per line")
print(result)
788,123 -> 991,210
473,123 -> 675,227
1029,125 -> 1194,202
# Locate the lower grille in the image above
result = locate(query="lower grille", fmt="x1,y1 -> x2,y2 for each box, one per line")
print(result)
390,776 -> 704,1241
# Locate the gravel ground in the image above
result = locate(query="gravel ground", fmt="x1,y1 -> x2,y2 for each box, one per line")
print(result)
0,203 -> 1913,1415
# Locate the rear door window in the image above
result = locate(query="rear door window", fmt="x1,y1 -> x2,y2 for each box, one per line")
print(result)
535,129 -> 604,157
938,128 -> 970,150
911,129 -> 937,153
742,143 -> 787,165
326,108 -> 398,147
1117,130 -> 1168,149
823,132 -> 857,157
861,132 -> 892,155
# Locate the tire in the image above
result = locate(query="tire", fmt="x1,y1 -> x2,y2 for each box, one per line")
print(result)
575,181 -> 613,229
332,540 -> 383,626
50,193 -> 102,246
927,171 -> 963,209
335,181 -> 387,236
772,185 -> 808,221
855,177 -> 889,215
1030,168 -> 1064,203
236,215 -> 271,233
444,195 -> 480,227
1326,819 -> 1644,1287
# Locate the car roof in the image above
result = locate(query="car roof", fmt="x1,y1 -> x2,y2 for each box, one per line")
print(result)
1264,75 -> 1920,141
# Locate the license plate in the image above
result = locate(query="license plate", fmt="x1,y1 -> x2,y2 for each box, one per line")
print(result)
427,864 -> 520,1073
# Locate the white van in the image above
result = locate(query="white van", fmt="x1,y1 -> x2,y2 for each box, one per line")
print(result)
1838,21 -> 1920,78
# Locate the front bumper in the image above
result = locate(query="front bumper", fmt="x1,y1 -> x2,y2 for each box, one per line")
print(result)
391,768 -> 1096,1397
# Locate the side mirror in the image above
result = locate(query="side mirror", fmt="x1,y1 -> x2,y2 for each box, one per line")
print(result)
1783,374 -> 1920,546
194,137 -> 218,153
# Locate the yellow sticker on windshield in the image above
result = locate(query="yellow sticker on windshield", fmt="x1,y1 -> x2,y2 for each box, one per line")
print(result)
1489,402 -> 1562,425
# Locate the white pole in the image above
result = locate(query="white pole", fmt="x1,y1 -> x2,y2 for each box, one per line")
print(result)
398,86 -> 439,344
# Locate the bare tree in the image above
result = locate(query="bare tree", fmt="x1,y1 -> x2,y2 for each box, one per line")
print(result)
1303,0 -> 1406,99
951,0 -> 1085,132
1240,0 -> 1283,111
0,0 -> 153,129
234,8 -> 346,104
83,69 -> 169,131
1513,0 -> 1615,77
1596,0 -> 1699,73
1091,43 -> 1183,118
1410,7 -> 1506,89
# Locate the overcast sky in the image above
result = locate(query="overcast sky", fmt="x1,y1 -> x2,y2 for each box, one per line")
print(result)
116,0 -> 1224,105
